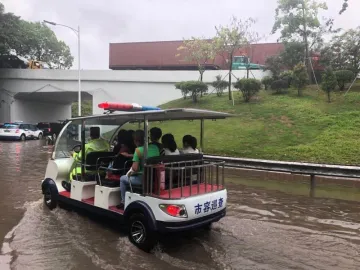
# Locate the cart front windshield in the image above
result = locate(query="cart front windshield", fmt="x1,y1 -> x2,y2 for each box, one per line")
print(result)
53,119 -> 119,159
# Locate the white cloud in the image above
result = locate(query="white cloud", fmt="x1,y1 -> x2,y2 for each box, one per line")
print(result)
2,0 -> 359,69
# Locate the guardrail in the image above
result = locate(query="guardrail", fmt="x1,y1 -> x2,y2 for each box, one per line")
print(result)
204,155 -> 360,180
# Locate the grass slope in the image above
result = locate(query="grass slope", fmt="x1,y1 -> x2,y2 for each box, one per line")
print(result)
157,84 -> 360,165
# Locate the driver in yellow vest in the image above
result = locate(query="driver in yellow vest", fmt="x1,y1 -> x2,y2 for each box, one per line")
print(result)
62,127 -> 110,192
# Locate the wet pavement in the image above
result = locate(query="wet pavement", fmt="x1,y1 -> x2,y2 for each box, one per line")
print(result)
0,140 -> 360,270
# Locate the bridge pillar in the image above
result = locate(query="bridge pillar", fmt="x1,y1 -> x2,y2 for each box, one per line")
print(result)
0,88 -> 12,123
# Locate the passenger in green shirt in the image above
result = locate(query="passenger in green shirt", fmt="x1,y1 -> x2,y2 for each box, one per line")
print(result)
118,130 -> 160,208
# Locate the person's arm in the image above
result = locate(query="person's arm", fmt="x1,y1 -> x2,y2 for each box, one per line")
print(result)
131,148 -> 141,172
120,145 -> 133,158
121,152 -> 133,158
132,162 -> 139,172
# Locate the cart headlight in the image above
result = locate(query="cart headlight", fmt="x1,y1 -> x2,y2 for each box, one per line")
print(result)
159,204 -> 188,218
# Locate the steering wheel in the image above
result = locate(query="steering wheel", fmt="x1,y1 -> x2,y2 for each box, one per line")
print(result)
72,144 -> 82,153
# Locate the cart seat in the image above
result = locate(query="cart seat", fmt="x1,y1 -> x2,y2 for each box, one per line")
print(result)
74,151 -> 115,182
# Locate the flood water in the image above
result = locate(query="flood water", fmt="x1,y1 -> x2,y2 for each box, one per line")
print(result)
0,141 -> 360,270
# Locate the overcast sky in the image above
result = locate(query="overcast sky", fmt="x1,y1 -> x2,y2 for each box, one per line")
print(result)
2,0 -> 359,70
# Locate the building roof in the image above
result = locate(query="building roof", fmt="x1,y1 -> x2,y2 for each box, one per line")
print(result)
109,40 -> 284,69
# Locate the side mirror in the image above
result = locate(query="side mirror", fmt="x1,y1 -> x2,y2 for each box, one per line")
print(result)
72,145 -> 81,153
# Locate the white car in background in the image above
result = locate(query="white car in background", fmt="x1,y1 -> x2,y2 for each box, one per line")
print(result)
0,122 -> 43,141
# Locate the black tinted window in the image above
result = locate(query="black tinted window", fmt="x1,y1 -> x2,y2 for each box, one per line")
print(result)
37,123 -> 50,128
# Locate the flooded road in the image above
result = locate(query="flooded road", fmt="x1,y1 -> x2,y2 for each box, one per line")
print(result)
0,141 -> 360,270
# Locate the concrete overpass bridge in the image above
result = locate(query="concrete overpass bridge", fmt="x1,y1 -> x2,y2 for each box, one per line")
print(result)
0,69 -> 269,124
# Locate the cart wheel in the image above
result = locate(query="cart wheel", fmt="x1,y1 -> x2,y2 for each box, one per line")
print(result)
128,213 -> 157,252
44,184 -> 58,210
203,222 -> 213,231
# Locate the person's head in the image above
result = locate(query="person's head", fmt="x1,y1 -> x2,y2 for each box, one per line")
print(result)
161,133 -> 177,152
134,129 -> 145,147
190,136 -> 197,150
182,135 -> 193,148
128,129 -> 135,140
90,127 -> 100,139
122,130 -> 133,149
150,127 -> 162,142
117,129 -> 127,145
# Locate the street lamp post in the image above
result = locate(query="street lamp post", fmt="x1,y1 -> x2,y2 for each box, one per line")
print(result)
43,20 -> 81,117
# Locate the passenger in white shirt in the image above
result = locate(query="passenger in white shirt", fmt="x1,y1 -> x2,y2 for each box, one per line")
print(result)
161,133 -> 180,155
181,135 -> 200,154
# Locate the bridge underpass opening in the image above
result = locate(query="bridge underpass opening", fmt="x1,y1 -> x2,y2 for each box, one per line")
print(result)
10,91 -> 92,123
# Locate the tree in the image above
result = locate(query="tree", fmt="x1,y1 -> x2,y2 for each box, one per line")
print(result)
211,75 -> 229,97
177,38 -> 215,82
72,100 -> 92,117
321,68 -> 337,102
53,41 -> 74,69
175,81 -> 189,99
261,76 -> 274,90
339,0 -> 348,14
320,28 -> 360,76
280,42 -> 305,69
271,79 -> 289,94
178,81 -> 208,103
19,21 -> 73,69
265,55 -> 283,79
234,78 -> 261,102
0,2 -> 73,69
279,70 -> 293,88
292,62 -> 309,96
214,16 -> 259,100
272,0 -> 328,76
335,70 -> 354,91
0,3 -> 22,55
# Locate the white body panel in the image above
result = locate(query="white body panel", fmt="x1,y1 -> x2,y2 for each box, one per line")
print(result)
44,158 -> 74,192
94,186 -> 122,209
125,189 -> 227,222
0,126 -> 41,139
32,129 -> 43,138
70,180 -> 96,201
0,128 -> 23,139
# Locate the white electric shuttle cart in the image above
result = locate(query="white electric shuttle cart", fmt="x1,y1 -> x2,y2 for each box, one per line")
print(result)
41,105 -> 232,251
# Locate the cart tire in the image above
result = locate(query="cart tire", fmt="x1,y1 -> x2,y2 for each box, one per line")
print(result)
203,222 -> 213,231
128,213 -> 157,252
44,184 -> 58,210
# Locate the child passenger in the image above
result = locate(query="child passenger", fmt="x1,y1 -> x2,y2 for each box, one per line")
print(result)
181,135 -> 199,154
161,133 -> 180,155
